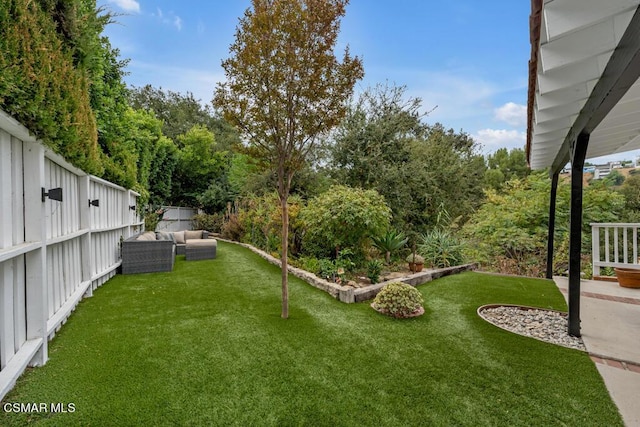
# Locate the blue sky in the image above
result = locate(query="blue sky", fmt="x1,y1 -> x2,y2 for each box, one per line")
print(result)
99,0 -> 534,156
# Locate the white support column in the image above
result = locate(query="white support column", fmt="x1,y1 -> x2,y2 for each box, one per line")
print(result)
22,141 -> 48,366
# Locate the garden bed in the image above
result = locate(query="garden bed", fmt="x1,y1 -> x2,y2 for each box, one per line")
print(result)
216,237 -> 477,303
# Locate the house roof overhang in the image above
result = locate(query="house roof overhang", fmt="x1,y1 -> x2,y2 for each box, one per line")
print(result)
526,0 -> 640,173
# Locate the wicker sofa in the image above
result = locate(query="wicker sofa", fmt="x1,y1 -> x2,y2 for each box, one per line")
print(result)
171,230 -> 209,255
121,230 -> 212,274
121,231 -> 176,274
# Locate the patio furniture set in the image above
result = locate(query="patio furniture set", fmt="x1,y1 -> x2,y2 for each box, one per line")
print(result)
121,229 -> 216,274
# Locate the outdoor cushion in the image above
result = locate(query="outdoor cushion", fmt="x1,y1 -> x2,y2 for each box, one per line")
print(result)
184,230 -> 204,240
173,231 -> 186,244
185,239 -> 216,247
137,231 -> 157,241
156,231 -> 175,242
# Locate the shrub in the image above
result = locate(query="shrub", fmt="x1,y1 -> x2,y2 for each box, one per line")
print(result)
603,169 -> 625,187
294,256 -> 321,275
192,213 -> 225,233
335,248 -> 356,273
222,214 -> 244,241
372,282 -> 424,318
144,208 -> 167,232
419,229 -> 466,268
462,172 -> 625,277
300,185 -> 391,260
366,259 -> 384,284
235,192 -> 305,254
314,255 -> 352,283
318,258 -> 338,281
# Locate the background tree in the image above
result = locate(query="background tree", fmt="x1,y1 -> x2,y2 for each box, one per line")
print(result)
128,85 -> 240,148
603,169 -> 625,187
403,124 -> 485,228
148,136 -> 178,207
329,84 -> 484,231
620,174 -> 640,221
129,85 -> 242,210
484,147 -> 530,190
214,0 -> 363,318
330,83 -> 426,189
171,125 -> 228,208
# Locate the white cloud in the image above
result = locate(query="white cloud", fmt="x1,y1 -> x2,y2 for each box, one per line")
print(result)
354,66 -> 528,137
152,8 -> 183,31
494,102 -> 527,126
472,129 -> 526,153
174,16 -> 183,31
108,0 -> 140,13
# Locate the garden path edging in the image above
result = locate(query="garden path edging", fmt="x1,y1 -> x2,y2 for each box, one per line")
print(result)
216,237 -> 477,303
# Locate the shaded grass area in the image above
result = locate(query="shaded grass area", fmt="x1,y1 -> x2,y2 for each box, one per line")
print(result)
0,242 -> 622,426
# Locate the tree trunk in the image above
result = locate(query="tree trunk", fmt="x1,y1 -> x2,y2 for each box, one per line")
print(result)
280,192 -> 289,319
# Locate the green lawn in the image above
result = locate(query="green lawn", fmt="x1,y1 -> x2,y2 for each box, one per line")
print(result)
0,241 -> 622,426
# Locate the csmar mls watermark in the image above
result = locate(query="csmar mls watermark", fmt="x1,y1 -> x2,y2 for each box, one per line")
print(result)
3,402 -> 76,413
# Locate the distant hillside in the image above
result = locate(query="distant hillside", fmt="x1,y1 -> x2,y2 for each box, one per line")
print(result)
559,166 -> 638,187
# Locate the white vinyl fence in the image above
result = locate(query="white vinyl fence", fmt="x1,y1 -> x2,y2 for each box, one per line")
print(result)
156,206 -> 199,232
0,109 -> 143,400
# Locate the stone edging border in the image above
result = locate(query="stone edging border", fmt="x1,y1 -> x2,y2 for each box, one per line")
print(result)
215,237 -> 477,303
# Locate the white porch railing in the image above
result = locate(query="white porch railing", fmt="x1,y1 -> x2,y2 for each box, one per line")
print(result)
591,223 -> 640,276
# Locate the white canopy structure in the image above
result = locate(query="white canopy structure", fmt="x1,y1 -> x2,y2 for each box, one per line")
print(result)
527,0 -> 640,171
526,0 -> 640,335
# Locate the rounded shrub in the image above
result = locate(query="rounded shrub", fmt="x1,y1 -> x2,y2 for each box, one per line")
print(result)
371,282 -> 424,318
300,185 -> 391,259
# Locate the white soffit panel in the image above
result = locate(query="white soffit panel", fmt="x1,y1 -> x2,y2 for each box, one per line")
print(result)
528,0 -> 640,170
586,79 -> 640,159
544,0 -> 640,39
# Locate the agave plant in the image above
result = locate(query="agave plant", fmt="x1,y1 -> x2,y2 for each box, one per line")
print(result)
371,229 -> 408,264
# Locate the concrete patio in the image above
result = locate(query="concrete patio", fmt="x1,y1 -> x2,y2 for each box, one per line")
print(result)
554,276 -> 640,427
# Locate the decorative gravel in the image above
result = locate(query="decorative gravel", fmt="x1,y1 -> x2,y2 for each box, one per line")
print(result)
478,305 -> 586,351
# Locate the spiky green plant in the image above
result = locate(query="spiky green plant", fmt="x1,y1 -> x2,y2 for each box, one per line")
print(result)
419,229 -> 466,268
371,229 -> 408,264
366,259 -> 384,284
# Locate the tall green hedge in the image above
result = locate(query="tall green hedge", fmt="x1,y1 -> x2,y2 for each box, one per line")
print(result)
0,0 -> 103,174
